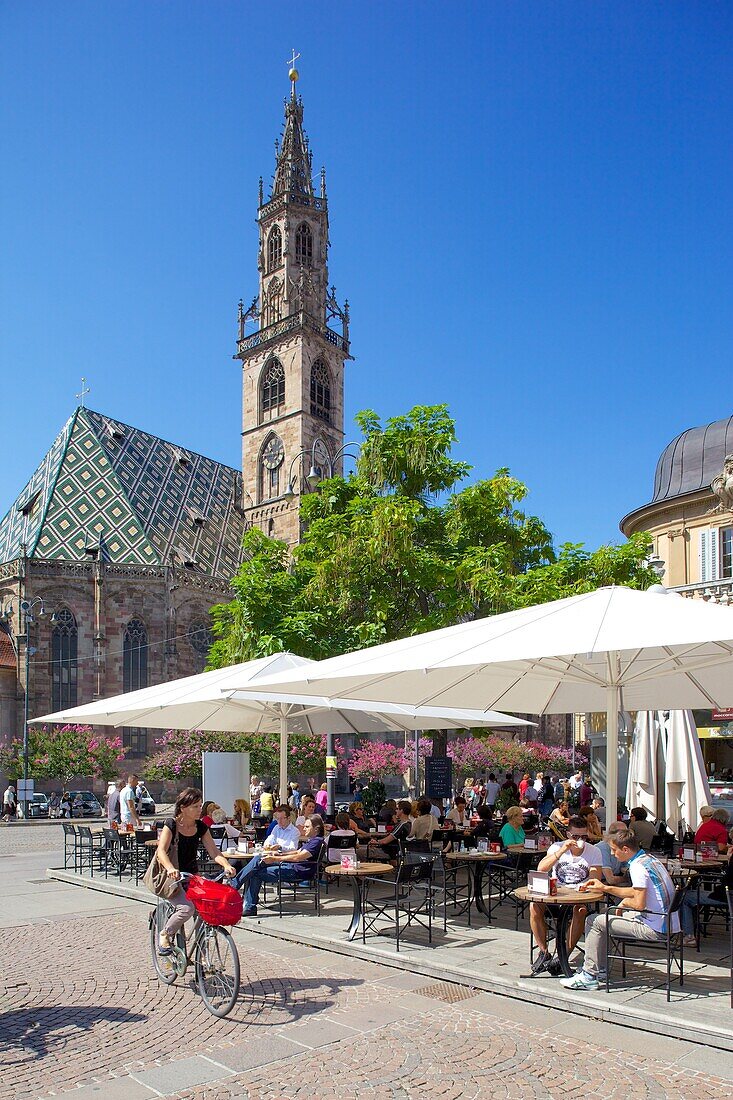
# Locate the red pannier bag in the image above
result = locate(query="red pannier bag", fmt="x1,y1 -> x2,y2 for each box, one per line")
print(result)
186,875 -> 243,927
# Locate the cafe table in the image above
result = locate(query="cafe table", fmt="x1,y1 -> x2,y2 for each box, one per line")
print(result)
443,850 -> 507,924
514,884 -> 605,978
324,862 -> 395,940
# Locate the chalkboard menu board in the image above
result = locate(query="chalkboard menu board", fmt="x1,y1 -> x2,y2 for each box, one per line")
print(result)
425,755 -> 453,799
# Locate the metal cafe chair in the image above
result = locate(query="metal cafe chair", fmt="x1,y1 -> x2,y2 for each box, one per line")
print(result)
604,884 -> 688,1002
62,822 -> 78,869
361,851 -> 439,952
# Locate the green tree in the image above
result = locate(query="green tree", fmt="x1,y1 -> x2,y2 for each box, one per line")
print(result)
0,725 -> 125,790
208,404 -> 655,668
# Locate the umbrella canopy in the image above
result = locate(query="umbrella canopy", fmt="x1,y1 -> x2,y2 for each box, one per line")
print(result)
32,651 -> 532,801
663,709 -> 711,835
228,586 -> 733,806
625,711 -> 661,820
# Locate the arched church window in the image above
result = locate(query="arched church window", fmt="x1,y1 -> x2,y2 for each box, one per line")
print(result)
123,618 -> 148,755
310,359 -> 331,423
267,225 -> 282,271
261,358 -> 285,419
262,278 -> 283,328
259,433 -> 284,502
295,222 -> 313,266
50,608 -> 78,711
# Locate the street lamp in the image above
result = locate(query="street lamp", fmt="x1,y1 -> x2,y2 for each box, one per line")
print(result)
645,554 -> 666,584
0,597 -> 57,816
283,437 -> 360,502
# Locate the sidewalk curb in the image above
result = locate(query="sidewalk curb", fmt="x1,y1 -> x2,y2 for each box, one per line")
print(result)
46,867 -> 733,1053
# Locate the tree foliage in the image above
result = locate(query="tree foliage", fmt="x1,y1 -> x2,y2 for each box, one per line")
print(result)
0,725 -> 125,789
208,403 -> 655,670
143,728 -> 343,784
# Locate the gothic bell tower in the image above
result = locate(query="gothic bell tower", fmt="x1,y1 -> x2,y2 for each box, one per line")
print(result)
235,60 -> 351,544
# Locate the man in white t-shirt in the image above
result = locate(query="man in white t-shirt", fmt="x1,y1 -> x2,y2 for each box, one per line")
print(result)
263,805 -> 300,851
484,774 -> 500,809
561,827 -> 678,991
529,817 -> 603,975
119,774 -> 141,828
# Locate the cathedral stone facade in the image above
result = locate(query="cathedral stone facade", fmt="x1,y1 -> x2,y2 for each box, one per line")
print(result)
236,82 -> 350,543
0,78 -> 348,760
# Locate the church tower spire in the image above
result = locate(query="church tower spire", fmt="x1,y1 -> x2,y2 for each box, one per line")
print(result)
235,60 -> 351,544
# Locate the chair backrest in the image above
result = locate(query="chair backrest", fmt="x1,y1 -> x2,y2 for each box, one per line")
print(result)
405,838 -> 431,855
327,833 -> 357,851
726,886 -> 733,920
102,827 -> 118,843
397,852 -> 438,884
135,828 -> 152,844
77,825 -> 92,839
62,823 -> 77,837
668,883 -> 688,916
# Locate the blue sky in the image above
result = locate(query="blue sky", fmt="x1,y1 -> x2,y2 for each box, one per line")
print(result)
1,2 -> 731,551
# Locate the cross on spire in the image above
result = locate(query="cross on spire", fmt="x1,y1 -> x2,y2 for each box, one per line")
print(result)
287,49 -> 300,95
76,377 -> 91,408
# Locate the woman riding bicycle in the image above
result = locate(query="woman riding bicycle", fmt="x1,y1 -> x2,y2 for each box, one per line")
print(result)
156,787 -> 236,953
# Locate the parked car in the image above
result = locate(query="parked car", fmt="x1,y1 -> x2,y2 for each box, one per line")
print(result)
27,793 -> 50,818
68,790 -> 103,818
136,784 -> 156,816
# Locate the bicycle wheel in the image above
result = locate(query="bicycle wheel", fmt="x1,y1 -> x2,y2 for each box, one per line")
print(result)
150,901 -> 180,985
195,925 -> 240,1017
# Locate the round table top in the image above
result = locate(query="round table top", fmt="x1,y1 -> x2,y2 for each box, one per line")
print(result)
325,861 -> 394,876
514,885 -> 605,905
220,849 -> 256,860
507,843 -> 545,853
444,850 -> 507,862
678,858 -> 726,871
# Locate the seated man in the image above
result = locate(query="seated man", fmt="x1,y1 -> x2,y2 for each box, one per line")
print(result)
325,812 -> 358,864
628,806 -> 656,850
561,827 -> 678,991
529,816 -> 603,975
444,795 -> 467,827
263,804 -> 300,852
233,816 -> 325,916
595,821 -> 630,886
367,800 -> 413,861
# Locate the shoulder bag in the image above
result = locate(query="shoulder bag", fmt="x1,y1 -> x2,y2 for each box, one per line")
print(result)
143,820 -> 180,899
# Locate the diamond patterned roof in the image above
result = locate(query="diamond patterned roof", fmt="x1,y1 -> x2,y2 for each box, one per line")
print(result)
0,408 -> 245,578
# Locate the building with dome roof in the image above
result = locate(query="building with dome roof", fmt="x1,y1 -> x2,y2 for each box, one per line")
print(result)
620,414 -> 733,600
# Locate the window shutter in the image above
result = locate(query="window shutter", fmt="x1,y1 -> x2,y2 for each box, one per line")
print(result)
710,527 -> 720,580
699,529 -> 710,582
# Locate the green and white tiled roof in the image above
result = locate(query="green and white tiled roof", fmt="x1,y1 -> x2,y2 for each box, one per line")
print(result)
0,408 -> 245,578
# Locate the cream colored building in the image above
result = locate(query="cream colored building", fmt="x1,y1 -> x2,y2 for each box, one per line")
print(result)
620,414 -> 733,776
620,414 -> 733,602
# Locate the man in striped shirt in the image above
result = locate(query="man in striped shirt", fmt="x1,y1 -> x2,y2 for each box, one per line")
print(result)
561,827 -> 678,991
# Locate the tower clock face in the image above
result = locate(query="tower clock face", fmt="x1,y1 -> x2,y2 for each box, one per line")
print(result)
262,437 -> 285,470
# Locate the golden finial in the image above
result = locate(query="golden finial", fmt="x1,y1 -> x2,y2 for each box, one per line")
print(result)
287,49 -> 300,88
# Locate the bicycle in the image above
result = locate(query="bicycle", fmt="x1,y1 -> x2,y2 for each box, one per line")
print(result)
149,871 -> 241,1018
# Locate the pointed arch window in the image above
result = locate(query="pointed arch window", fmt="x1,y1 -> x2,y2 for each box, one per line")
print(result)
50,608 -> 78,711
261,358 -> 285,420
310,359 -> 331,423
123,618 -> 148,755
295,222 -> 313,266
262,277 -> 283,328
267,225 -> 282,272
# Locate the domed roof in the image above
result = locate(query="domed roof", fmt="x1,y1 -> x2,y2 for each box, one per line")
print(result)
652,414 -> 733,504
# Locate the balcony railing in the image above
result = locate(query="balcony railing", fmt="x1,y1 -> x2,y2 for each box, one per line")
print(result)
258,194 -> 327,220
237,311 -> 348,355
671,578 -> 733,605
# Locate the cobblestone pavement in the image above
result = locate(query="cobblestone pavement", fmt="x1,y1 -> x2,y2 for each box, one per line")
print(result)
2,906 -> 732,1100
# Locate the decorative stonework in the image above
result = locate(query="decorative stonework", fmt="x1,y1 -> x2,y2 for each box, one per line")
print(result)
710,454 -> 733,514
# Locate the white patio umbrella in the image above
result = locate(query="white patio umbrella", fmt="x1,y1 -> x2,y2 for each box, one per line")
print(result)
663,709 -> 711,835
32,651 -> 532,801
625,710 -> 661,820
227,586 -> 733,807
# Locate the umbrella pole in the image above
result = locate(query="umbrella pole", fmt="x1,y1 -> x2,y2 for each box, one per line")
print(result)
606,681 -> 619,821
279,714 -> 288,806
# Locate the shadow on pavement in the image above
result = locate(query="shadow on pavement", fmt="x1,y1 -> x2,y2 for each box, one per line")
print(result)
232,975 -> 365,1024
0,1006 -> 147,1063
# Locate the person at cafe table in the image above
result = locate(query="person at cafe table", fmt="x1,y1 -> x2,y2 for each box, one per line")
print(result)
560,826 -> 678,991
529,816 -> 603,976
